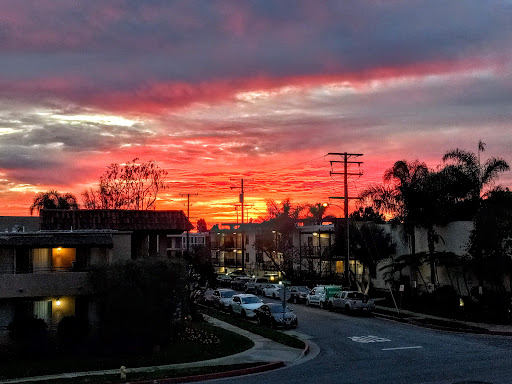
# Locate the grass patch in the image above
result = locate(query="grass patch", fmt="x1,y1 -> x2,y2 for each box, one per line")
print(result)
0,321 -> 253,380
200,306 -> 306,350
19,363 -> 267,384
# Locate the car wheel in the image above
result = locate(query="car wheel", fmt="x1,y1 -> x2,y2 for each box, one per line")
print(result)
272,293 -> 276,298
345,305 -> 351,314
328,302 -> 333,311
241,309 -> 246,318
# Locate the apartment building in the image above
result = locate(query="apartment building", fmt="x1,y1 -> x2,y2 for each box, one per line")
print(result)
0,210 -> 192,343
166,231 -> 209,257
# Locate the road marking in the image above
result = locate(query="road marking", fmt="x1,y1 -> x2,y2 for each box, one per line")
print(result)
348,335 -> 391,343
381,346 -> 423,351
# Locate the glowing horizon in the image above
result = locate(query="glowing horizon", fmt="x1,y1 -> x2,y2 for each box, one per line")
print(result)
0,1 -> 511,228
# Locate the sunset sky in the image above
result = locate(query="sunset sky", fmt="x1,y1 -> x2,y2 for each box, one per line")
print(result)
1,1 -> 511,227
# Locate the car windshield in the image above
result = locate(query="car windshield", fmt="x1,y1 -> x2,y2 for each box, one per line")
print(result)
221,291 -> 235,298
242,297 -> 261,304
269,305 -> 292,313
347,292 -> 365,300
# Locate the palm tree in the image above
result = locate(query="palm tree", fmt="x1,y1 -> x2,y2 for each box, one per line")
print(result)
442,140 -> 510,210
444,142 -> 511,291
308,203 -> 328,225
360,160 -> 434,289
29,190 -> 79,215
361,160 -> 429,256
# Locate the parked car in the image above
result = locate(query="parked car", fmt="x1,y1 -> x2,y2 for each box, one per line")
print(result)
254,303 -> 298,329
229,270 -> 247,278
288,286 -> 310,304
229,294 -> 264,318
230,276 -> 252,291
245,277 -> 270,294
262,283 -> 283,298
216,274 -> 232,287
211,288 -> 237,310
328,291 -> 375,314
306,285 -> 342,309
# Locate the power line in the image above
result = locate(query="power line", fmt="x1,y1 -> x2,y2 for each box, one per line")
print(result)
326,152 -> 364,286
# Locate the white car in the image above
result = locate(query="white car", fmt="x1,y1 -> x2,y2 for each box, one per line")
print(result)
211,288 -> 236,310
262,284 -> 284,298
229,294 -> 264,318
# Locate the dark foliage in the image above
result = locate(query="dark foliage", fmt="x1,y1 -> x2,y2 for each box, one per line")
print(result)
89,259 -> 187,354
8,316 -> 49,355
29,190 -> 79,215
57,316 -> 89,350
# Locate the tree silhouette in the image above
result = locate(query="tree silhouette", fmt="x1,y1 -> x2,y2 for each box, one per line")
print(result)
82,158 -> 168,210
308,203 -> 328,225
29,190 -> 79,215
196,218 -> 208,232
360,160 -> 429,257
443,140 -> 510,212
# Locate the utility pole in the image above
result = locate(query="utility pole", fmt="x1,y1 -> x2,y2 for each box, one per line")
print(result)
180,193 -> 198,255
327,152 -> 363,287
230,178 -> 253,272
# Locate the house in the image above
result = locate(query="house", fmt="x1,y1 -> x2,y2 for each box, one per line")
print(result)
0,210 -> 192,343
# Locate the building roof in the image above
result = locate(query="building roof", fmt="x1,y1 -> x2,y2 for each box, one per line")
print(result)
40,209 -> 194,232
0,231 -> 114,247
0,216 -> 41,232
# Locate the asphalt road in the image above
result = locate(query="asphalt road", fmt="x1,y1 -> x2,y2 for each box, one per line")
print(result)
201,295 -> 512,384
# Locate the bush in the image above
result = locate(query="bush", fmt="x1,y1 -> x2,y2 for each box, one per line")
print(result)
8,317 -> 49,355
57,316 -> 89,350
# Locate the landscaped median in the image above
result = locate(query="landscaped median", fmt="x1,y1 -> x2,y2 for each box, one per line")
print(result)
0,308 -> 306,384
199,305 -> 306,350
0,320 -> 256,384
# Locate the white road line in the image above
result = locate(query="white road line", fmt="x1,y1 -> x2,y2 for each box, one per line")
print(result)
381,346 -> 423,351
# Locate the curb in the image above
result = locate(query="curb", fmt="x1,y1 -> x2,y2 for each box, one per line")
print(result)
374,311 -> 512,336
127,362 -> 286,384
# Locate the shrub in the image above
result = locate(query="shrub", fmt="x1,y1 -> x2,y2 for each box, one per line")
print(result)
8,317 -> 49,355
57,316 -> 89,349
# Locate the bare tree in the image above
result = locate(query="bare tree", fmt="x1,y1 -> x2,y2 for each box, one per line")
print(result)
82,159 -> 168,210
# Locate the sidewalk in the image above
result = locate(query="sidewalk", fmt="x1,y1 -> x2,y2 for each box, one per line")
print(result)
374,305 -> 512,336
0,316 -> 313,384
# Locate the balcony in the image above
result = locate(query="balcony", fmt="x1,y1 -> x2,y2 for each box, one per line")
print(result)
0,272 -> 91,299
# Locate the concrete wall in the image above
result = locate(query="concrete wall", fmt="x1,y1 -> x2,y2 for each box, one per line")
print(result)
0,272 -> 90,299
373,221 -> 474,293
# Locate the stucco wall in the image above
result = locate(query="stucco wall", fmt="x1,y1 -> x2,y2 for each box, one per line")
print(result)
373,221 -> 474,292
111,232 -> 132,263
